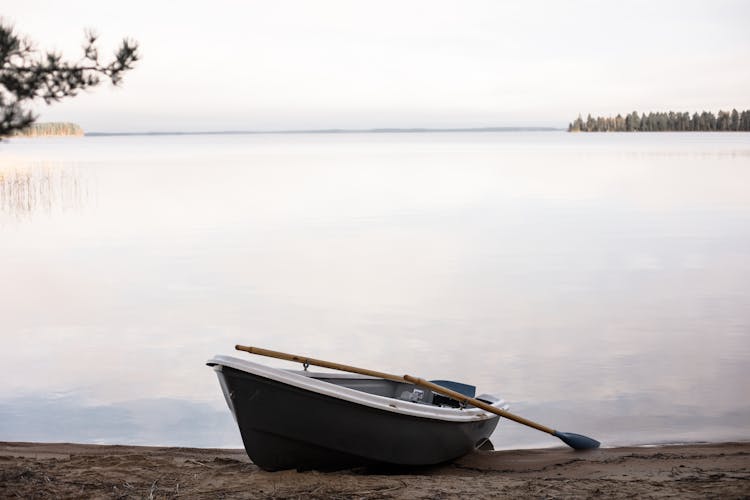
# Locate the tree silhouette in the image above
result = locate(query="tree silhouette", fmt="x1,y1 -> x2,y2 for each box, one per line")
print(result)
569,109 -> 750,132
0,21 -> 138,137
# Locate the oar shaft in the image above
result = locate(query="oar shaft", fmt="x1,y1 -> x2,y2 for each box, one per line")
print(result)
235,344 -> 597,449
234,345 -> 555,435
236,344 -> 556,434
235,345 -> 405,383
403,375 -> 556,435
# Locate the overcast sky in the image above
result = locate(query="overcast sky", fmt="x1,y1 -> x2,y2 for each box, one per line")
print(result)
6,0 -> 750,132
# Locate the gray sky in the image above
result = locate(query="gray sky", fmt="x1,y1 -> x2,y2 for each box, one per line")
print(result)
6,0 -> 750,132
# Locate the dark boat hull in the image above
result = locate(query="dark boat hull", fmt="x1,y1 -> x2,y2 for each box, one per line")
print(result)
216,365 -> 500,471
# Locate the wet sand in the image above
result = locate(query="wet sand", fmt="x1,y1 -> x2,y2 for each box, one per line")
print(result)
1,441 -> 748,498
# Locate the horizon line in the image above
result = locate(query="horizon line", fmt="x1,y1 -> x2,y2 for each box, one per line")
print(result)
85,126 -> 564,137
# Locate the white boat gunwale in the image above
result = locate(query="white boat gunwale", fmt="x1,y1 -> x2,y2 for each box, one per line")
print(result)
208,355 -> 506,423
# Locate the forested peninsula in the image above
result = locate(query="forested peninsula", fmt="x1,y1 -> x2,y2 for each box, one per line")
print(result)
8,122 -> 84,138
569,109 -> 750,132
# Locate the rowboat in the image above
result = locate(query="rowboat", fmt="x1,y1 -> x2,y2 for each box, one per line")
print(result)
207,354 -> 508,471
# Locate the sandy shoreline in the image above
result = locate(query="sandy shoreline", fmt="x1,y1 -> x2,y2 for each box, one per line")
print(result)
1,441 -> 748,498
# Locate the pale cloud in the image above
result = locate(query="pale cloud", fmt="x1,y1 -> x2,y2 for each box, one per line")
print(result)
5,0 -> 750,131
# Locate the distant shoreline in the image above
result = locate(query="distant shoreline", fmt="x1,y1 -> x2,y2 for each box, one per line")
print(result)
569,109 -> 750,132
86,126 -> 562,137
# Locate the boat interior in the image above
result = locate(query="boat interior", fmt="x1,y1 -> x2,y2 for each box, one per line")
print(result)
297,371 -> 479,408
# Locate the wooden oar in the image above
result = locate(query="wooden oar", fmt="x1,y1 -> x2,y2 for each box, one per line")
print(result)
235,344 -> 600,450
235,345 -> 406,382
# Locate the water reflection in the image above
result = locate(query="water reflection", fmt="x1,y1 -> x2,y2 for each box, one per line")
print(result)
0,394 -> 238,447
4,390 -> 747,450
0,164 -> 87,219
0,133 -> 748,449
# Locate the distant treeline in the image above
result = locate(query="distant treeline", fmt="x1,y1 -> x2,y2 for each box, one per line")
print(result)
9,122 -> 84,137
569,110 -> 750,132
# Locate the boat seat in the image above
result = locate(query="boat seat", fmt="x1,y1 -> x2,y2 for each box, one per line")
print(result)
398,380 -> 476,406
429,380 -> 476,398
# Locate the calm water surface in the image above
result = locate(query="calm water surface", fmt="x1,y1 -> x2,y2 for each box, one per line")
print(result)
1,132 -> 748,449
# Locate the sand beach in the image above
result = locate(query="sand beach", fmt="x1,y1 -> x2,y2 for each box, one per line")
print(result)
1,441 -> 748,498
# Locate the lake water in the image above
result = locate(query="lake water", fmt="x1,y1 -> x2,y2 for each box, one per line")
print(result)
1,132 -> 749,450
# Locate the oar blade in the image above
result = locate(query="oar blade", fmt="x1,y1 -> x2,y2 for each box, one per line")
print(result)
553,431 -> 600,450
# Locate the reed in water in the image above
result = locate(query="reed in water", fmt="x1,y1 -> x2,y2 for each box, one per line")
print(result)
8,122 -> 84,138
